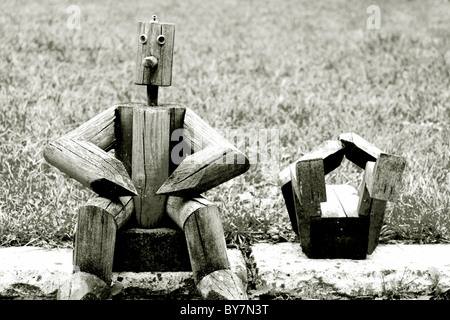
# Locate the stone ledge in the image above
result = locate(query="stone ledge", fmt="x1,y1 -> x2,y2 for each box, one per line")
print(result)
0,246 -> 246,299
250,243 -> 450,299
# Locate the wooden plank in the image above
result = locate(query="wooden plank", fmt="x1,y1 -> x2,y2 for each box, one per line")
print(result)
339,132 -> 383,169
290,162 -> 322,217
85,196 -> 135,229
43,138 -> 137,198
160,23 -> 175,86
368,153 -> 406,201
320,185 -> 346,218
114,104 -> 135,176
132,107 -> 170,228
280,141 -> 343,228
135,21 -> 175,86
332,184 -> 359,218
65,106 -> 117,151
300,140 -> 346,174
278,140 -> 345,188
292,179 -> 316,255
157,144 -> 250,196
280,181 -> 299,235
357,173 -> 388,254
296,159 -> 327,205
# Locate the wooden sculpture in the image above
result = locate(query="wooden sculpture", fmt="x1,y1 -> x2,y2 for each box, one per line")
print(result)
278,133 -> 406,259
44,15 -> 249,299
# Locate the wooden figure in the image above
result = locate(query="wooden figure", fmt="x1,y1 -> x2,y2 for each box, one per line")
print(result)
278,133 -> 406,259
43,16 -> 249,300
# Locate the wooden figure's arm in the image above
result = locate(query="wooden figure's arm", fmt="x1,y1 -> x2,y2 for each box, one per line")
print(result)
43,106 -> 137,199
157,107 -> 250,196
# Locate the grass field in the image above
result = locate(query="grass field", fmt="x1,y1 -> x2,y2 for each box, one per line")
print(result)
0,0 -> 449,248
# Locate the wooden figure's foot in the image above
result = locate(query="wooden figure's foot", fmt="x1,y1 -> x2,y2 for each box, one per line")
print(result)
166,196 -> 248,300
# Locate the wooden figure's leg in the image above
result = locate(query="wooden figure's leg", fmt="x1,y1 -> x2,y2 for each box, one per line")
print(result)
74,196 -> 134,284
166,196 -> 247,300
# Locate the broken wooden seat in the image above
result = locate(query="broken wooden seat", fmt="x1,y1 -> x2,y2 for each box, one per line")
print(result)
280,133 -> 406,259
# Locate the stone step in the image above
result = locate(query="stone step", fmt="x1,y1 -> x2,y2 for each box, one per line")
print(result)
1,243 -> 450,299
0,246 -> 246,300
249,242 -> 450,299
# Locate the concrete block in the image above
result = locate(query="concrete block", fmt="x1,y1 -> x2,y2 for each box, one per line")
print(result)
113,227 -> 191,272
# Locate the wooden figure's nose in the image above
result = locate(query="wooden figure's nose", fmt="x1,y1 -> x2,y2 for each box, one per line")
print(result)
142,56 -> 158,68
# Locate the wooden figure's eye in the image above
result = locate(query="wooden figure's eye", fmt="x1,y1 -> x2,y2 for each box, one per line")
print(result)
139,34 -> 148,44
157,35 -> 165,45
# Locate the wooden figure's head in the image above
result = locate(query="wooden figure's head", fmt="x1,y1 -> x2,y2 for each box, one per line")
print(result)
135,15 -> 175,86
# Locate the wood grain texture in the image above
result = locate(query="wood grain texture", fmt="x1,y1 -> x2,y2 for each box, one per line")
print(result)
280,181 -> 299,235
279,140 -> 345,232
182,107 -> 233,151
357,171 -> 388,254
166,196 -> 214,230
299,140 -> 346,174
73,196 -> 134,284
324,184 -> 359,218
167,105 -> 187,174
135,21 -> 175,86
74,202 -> 117,284
368,153 -> 406,201
156,107 -> 249,196
65,106 -> 117,151
184,206 -> 230,282
295,159 -> 327,205
339,132 -> 383,169
43,138 -> 137,198
290,161 -> 322,218
166,195 -> 247,299
157,144 -> 250,196
197,269 -> 247,300
114,104 -> 135,176
132,107 -> 170,228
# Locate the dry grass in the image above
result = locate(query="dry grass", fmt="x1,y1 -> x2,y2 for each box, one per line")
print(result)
0,0 -> 449,247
